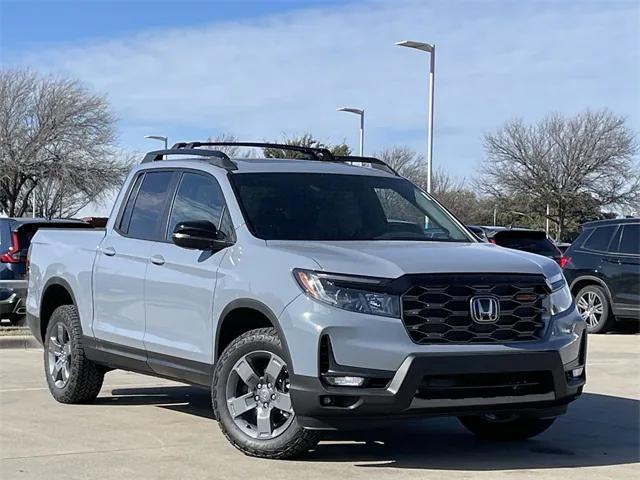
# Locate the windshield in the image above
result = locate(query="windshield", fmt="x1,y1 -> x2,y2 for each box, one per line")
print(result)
231,173 -> 473,242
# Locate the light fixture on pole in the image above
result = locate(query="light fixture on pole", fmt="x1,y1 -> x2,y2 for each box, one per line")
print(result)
144,135 -> 168,150
395,40 -> 435,193
336,107 -> 364,156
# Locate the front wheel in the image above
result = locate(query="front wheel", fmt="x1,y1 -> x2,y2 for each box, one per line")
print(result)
459,414 -> 556,440
212,328 -> 319,459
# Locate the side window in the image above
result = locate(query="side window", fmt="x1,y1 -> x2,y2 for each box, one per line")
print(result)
127,171 -> 175,241
167,172 -> 233,240
619,224 -> 640,255
583,226 -> 616,252
118,174 -> 144,233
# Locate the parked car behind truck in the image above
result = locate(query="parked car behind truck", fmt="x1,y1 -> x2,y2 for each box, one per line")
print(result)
27,142 -> 586,459
1,218 -> 88,324
562,218 -> 640,333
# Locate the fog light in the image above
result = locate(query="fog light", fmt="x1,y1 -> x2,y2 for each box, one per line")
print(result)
323,376 -> 366,387
571,367 -> 584,378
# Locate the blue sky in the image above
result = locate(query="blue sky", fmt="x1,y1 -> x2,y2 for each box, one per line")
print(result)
2,0 -> 639,186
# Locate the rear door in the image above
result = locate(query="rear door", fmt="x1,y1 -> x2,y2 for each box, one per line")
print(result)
144,170 -> 234,373
610,223 -> 640,318
92,170 -> 178,350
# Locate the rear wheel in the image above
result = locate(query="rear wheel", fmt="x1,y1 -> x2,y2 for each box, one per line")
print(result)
576,284 -> 613,333
212,327 -> 319,459
44,305 -> 104,403
459,414 -> 556,440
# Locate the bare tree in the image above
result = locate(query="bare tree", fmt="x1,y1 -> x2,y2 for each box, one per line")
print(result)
0,69 -> 132,218
479,110 -> 639,239
375,146 -> 492,224
262,133 -> 350,159
204,132 -> 256,157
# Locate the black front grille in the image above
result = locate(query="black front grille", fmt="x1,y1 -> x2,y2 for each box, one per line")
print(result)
415,371 -> 554,400
401,274 -> 549,344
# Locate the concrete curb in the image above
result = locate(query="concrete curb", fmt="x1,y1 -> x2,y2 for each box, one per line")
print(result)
0,336 -> 42,350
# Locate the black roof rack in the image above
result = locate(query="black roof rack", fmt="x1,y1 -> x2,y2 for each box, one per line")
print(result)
333,156 -> 398,175
141,148 -> 237,170
172,141 -> 334,161
170,142 -> 398,175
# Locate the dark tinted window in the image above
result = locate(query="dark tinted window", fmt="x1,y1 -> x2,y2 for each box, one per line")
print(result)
583,226 -> 617,252
619,224 -> 640,255
495,234 -> 559,256
0,219 -> 11,251
231,173 -> 471,241
167,173 -> 233,239
118,174 -> 144,233
127,171 -> 174,240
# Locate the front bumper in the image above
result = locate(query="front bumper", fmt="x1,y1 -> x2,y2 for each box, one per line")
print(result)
290,336 -> 586,430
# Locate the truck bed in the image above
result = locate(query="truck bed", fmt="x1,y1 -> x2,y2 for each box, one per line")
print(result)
26,228 -> 106,340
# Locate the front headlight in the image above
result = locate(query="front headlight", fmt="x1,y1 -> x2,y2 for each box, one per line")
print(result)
293,269 -> 400,318
550,277 -> 573,316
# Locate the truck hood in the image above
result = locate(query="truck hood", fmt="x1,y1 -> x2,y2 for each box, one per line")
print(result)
266,240 -> 561,280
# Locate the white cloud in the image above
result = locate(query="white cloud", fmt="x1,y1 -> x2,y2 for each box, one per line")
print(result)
12,0 -> 640,179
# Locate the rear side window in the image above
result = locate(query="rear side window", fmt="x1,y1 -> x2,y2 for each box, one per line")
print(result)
496,235 -> 558,256
619,224 -> 639,255
127,171 -> 175,241
118,174 -> 144,233
583,226 -> 617,252
0,220 -> 10,252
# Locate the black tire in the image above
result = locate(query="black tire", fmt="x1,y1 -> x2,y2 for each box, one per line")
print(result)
7,313 -> 25,326
459,414 -> 556,441
44,305 -> 104,404
212,327 -> 319,459
576,284 -> 614,334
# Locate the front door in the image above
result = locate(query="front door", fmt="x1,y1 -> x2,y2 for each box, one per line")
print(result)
144,171 -> 234,375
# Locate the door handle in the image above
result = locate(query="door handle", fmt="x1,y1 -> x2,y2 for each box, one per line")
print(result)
150,255 -> 165,266
102,246 -> 116,257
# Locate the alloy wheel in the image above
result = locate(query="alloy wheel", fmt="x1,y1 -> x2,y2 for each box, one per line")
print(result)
576,291 -> 604,328
48,323 -> 72,388
225,351 -> 294,440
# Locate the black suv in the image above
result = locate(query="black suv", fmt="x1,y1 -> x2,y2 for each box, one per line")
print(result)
562,218 -> 640,333
0,218 -> 32,324
1,218 -> 87,325
468,226 -> 563,264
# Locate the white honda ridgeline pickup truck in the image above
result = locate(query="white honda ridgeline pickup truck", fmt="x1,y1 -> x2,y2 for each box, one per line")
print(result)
27,142 -> 586,459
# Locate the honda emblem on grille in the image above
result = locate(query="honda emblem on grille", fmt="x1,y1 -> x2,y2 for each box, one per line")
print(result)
470,296 -> 500,323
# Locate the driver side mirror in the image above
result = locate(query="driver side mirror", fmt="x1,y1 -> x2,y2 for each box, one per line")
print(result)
172,220 -> 232,251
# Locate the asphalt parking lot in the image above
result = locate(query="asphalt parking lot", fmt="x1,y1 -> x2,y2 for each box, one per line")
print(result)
0,334 -> 638,480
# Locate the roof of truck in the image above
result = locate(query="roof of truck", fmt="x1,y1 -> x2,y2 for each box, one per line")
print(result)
139,143 -> 399,177
140,156 -> 398,178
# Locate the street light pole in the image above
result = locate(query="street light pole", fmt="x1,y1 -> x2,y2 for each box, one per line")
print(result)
144,135 -> 168,150
395,40 -> 435,193
336,107 -> 364,156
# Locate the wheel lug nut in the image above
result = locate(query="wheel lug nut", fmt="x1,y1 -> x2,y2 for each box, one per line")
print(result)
257,383 -> 262,388
271,394 -> 276,400
267,383 -> 272,388
263,403 -> 268,408
254,395 -> 259,401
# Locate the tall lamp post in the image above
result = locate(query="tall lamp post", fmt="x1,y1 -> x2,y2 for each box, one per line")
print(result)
144,135 -> 168,150
336,107 -> 364,156
395,40 -> 435,193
